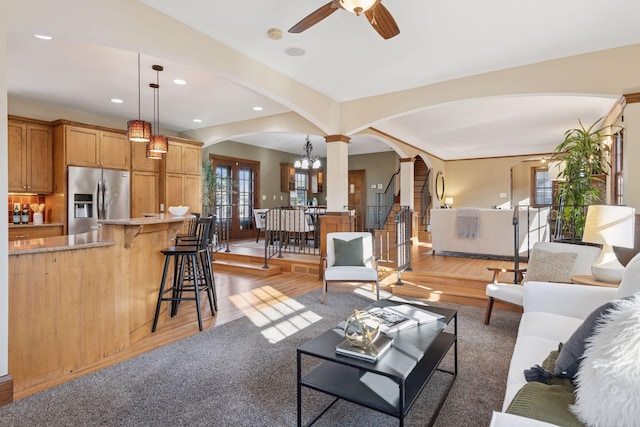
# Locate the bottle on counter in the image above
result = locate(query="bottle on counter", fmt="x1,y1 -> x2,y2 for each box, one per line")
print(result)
13,204 -> 21,225
21,205 -> 29,224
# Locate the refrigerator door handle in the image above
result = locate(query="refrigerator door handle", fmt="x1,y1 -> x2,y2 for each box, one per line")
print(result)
96,180 -> 103,220
102,177 -> 109,219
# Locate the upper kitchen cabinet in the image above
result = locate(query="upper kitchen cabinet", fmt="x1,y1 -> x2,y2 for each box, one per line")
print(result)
166,139 -> 201,175
162,138 -> 203,213
57,123 -> 130,170
8,117 -> 53,194
131,140 -> 160,172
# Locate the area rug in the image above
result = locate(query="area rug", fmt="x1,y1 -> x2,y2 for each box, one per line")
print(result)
0,286 -> 520,426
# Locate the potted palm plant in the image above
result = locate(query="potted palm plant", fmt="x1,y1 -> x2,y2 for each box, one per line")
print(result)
550,117 -> 614,241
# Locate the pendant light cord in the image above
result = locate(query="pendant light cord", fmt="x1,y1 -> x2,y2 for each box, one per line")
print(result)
137,53 -> 141,120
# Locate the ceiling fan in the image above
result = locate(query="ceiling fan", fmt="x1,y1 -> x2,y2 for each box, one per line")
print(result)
288,0 -> 400,40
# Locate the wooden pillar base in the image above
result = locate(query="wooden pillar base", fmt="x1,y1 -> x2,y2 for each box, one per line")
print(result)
0,374 -> 14,406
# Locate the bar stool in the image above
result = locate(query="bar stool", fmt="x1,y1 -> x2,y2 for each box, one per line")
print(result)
152,216 -> 216,332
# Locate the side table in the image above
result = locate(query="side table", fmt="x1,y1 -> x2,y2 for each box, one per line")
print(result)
570,274 -> 620,288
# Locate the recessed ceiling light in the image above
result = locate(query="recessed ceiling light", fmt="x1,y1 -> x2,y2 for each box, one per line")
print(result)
110,98 -> 124,104
285,47 -> 306,57
193,119 -> 202,123
253,106 -> 263,111
173,79 -> 187,85
34,34 -> 53,40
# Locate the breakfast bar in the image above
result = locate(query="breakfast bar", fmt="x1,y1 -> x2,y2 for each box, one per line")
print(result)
8,214 -> 190,399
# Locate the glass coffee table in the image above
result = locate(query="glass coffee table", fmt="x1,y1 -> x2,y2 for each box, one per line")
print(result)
297,299 -> 457,426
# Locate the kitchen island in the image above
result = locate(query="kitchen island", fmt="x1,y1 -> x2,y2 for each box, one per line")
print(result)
8,214 -> 190,399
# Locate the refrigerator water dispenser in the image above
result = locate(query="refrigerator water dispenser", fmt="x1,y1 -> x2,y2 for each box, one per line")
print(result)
73,194 -> 93,218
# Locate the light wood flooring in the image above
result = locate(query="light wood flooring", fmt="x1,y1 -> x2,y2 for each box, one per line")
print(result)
15,238 -> 524,400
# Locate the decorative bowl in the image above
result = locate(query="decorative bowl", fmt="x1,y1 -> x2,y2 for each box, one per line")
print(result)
168,206 -> 189,216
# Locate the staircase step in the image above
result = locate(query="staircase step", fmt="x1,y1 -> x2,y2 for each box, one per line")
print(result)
212,259 -> 281,277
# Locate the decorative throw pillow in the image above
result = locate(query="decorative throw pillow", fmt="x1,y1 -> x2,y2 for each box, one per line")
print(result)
332,237 -> 365,266
523,249 -> 577,283
506,382 -> 582,427
571,292 -> 640,426
554,300 -> 619,378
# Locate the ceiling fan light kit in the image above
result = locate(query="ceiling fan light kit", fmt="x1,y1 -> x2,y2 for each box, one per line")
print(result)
340,0 -> 378,15
289,0 -> 399,39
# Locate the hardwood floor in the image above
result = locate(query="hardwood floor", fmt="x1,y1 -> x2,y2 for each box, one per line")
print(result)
14,238 -> 525,400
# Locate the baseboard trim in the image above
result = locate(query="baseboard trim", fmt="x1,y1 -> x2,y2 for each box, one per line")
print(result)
0,374 -> 14,406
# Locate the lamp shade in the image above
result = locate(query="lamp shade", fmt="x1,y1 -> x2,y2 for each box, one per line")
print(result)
582,205 -> 635,249
148,134 -> 168,153
445,197 -> 454,206
127,119 -> 152,143
146,143 -> 163,160
582,205 -> 636,283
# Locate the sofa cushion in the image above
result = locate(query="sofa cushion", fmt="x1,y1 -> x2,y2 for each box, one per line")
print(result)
553,300 -> 619,378
571,293 -> 640,426
506,382 -> 582,427
523,249 -> 577,284
332,237 -> 365,266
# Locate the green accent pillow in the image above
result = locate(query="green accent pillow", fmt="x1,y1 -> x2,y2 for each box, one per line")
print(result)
333,237 -> 365,266
506,382 -> 583,427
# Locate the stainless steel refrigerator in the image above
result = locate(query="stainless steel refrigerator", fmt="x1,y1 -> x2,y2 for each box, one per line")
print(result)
67,166 -> 130,235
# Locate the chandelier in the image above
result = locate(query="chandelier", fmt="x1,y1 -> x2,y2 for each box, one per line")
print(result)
294,135 -> 321,169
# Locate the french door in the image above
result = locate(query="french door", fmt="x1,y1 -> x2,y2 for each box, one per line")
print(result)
209,155 -> 260,240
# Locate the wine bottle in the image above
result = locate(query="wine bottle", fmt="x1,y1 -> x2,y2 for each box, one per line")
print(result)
13,205 -> 20,225
21,205 -> 29,224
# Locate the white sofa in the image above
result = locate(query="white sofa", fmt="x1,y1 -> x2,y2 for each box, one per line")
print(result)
430,207 -> 549,258
490,252 -> 640,426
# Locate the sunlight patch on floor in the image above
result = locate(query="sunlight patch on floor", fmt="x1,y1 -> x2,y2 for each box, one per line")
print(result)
227,285 -> 322,343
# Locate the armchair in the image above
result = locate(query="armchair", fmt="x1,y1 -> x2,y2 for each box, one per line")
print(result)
323,232 -> 380,304
484,241 -> 601,324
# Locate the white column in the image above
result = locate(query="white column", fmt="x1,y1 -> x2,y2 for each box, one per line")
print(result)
325,135 -> 350,211
400,158 -> 415,209
1,13 -> 10,379
623,100 -> 640,211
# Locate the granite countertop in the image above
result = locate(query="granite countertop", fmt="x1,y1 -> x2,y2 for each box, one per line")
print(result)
99,213 -> 194,226
8,222 -> 65,229
8,230 -> 115,256
9,215 -> 191,255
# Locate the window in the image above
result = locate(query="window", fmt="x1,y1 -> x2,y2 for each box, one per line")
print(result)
612,131 -> 624,205
531,167 -> 552,206
294,171 -> 308,205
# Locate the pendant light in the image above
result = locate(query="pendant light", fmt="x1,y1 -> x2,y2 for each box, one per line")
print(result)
127,53 -> 152,142
146,79 -> 164,159
147,64 -> 168,154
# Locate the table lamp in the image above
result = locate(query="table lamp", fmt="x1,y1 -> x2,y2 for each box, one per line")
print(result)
582,205 -> 636,283
444,197 -> 454,208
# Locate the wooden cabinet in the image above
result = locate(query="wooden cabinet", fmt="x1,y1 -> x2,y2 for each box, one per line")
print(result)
164,138 -> 202,214
9,225 -> 63,241
8,119 -> 53,193
131,171 -> 159,218
281,163 -> 295,192
131,140 -> 160,172
166,140 -> 201,175
280,163 -> 324,194
311,169 -> 324,194
63,125 -> 130,169
166,173 -> 201,213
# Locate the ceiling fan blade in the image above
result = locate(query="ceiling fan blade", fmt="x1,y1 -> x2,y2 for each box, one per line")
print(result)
365,3 -> 400,40
289,2 -> 338,34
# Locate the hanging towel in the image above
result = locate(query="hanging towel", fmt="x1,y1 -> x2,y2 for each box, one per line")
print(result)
457,208 -> 480,239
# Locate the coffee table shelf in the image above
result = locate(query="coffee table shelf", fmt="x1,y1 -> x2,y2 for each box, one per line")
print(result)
297,301 -> 457,426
